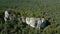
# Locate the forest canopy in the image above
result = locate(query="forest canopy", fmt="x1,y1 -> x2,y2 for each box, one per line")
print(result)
0,0 -> 60,34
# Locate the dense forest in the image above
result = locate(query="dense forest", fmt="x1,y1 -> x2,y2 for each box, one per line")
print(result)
0,0 -> 60,34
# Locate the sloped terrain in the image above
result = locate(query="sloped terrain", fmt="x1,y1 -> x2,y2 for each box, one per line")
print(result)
0,0 -> 60,34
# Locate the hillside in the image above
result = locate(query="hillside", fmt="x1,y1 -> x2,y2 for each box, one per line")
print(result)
0,0 -> 60,23
0,0 -> 60,34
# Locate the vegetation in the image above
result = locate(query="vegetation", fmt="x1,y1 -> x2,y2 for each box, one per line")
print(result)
0,0 -> 60,34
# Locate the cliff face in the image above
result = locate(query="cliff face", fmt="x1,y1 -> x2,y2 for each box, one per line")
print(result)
22,17 -> 47,29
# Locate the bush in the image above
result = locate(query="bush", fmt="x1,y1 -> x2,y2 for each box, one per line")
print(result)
42,23 -> 60,34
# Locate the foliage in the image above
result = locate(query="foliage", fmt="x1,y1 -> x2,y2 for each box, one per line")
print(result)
0,0 -> 60,34
42,24 -> 60,34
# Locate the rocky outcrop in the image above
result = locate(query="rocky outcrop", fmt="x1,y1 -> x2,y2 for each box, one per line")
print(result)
22,17 -> 48,29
